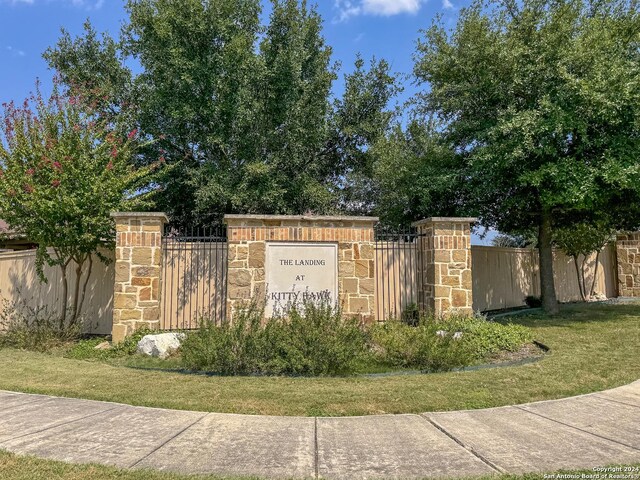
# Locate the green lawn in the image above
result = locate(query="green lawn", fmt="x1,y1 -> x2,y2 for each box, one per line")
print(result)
0,303 -> 638,416
1,450 -> 638,480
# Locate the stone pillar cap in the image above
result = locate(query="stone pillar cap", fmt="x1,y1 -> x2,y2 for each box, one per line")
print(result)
224,214 -> 379,224
412,217 -> 478,227
110,212 -> 169,223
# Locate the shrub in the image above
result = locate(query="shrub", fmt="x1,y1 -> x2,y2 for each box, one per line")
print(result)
180,301 -> 368,376
181,302 -> 264,375
525,295 -> 543,308
0,299 -> 83,351
370,319 -> 474,372
448,315 -> 534,360
400,303 -> 420,327
370,312 -> 534,371
261,302 -> 367,376
65,328 -> 156,360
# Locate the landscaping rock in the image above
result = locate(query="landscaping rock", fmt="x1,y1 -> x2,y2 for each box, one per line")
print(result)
137,333 -> 186,359
94,341 -> 111,350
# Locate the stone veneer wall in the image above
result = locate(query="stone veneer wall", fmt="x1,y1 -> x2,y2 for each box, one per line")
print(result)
616,232 -> 640,297
413,218 -> 476,316
224,215 -> 378,322
111,212 -> 167,342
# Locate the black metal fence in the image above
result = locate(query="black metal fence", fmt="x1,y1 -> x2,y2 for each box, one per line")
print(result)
374,225 -> 424,322
161,225 -> 228,330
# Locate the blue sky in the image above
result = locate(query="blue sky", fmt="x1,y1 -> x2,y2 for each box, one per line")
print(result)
0,0 -> 495,242
0,0 -> 464,105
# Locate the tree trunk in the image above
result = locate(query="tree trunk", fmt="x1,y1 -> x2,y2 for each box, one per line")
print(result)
589,250 -> 601,299
573,257 -> 586,301
76,254 -> 93,328
580,255 -> 589,301
70,255 -> 86,326
59,264 -> 69,329
538,210 -> 559,315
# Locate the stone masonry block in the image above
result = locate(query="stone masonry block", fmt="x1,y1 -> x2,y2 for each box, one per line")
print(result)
228,269 -> 252,287
451,289 -> 467,308
348,297 -> 369,313
360,244 -> 374,260
248,242 -> 266,268
355,260 -> 369,278
442,275 -> 460,287
434,250 -> 451,263
237,246 -> 248,260
120,309 -> 142,321
133,266 -> 160,278
343,278 -> 358,294
359,278 -> 375,294
115,262 -> 130,283
114,293 -> 137,309
111,324 -> 128,343
131,277 -> 151,286
339,261 -> 355,277
452,250 -> 467,263
142,307 -> 160,321
132,248 -> 153,266
139,287 -> 152,301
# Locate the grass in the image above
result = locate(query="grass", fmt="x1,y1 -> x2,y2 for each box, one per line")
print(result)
0,450 -> 248,480
1,450 -> 638,480
0,303 -> 638,416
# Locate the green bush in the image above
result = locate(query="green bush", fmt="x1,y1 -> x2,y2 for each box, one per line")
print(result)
261,302 -> 368,375
65,328 -> 156,360
448,315 -> 533,360
371,313 -> 534,371
370,319 -> 473,372
181,301 -> 368,376
0,300 -> 82,351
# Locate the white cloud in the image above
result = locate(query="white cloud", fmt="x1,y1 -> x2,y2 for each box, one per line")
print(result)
335,0 -> 425,22
5,46 -> 26,57
1,0 -> 103,8
442,0 -> 454,9
362,0 -> 423,15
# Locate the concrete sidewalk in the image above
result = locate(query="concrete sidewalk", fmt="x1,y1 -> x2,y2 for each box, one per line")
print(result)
1,382 -> 639,479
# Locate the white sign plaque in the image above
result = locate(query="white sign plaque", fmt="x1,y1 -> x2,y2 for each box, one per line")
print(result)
265,242 -> 338,317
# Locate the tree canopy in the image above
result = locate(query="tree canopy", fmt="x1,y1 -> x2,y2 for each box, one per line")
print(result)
45,0 -> 400,227
403,0 -> 640,312
0,84 -> 155,325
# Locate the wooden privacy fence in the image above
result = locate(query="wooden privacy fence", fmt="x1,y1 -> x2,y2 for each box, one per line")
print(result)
472,244 -> 618,311
0,249 -> 114,334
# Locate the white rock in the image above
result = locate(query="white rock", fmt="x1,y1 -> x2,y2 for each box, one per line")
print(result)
137,333 -> 186,359
453,332 -> 464,340
436,330 -> 448,338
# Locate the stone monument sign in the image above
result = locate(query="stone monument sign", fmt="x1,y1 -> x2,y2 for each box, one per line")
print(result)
265,242 -> 338,316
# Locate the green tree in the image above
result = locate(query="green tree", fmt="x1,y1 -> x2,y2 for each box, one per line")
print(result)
372,120 -> 462,226
413,0 -> 640,314
45,0 -> 399,226
0,85 -> 155,326
329,56 -> 402,215
554,222 -> 615,301
43,21 -> 134,127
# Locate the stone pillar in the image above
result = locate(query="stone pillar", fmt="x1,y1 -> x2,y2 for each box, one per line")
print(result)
616,232 -> 640,297
413,217 -> 476,317
224,215 -> 378,322
110,212 -> 168,342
